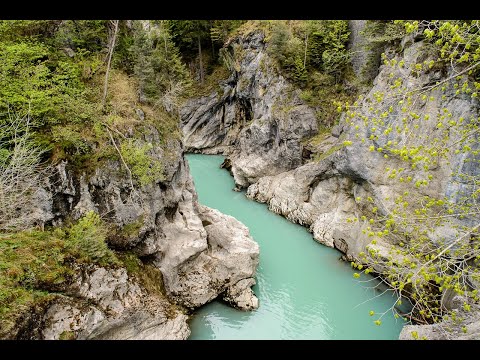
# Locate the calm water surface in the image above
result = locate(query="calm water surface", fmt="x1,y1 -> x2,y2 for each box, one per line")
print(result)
186,154 -> 406,340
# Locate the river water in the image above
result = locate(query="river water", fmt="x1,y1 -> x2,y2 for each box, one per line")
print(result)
186,154 -> 406,340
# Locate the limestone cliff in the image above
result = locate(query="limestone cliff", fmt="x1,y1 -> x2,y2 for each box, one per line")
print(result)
5,123 -> 259,340
180,24 -> 480,339
247,39 -> 479,264
180,30 -> 318,188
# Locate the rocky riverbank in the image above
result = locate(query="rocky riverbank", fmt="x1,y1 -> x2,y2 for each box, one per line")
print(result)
180,21 -> 480,339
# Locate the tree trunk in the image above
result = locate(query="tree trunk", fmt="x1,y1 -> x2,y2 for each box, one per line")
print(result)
198,35 -> 204,85
102,20 -> 119,111
304,31 -> 308,69
161,20 -> 168,57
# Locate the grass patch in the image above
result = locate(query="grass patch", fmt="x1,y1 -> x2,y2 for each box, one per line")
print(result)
187,64 -> 230,98
299,69 -> 358,128
0,211 -> 119,338
117,252 -> 142,275
0,229 -> 72,337
50,69 -> 182,184
119,216 -> 144,239
65,211 -> 120,267
59,330 -> 76,340
313,143 -> 344,162
118,252 -> 167,299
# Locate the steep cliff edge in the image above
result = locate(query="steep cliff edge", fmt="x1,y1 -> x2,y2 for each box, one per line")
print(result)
2,120 -> 259,339
180,29 -> 318,188
247,38 -> 480,337
248,38 -> 479,251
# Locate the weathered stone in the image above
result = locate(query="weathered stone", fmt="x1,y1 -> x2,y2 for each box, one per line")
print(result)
348,20 -> 383,84
243,37 -> 480,339
162,204 -> 259,310
71,175 -> 96,220
223,278 -> 259,311
400,297 -> 480,340
39,265 -> 190,340
181,30 -> 318,187
17,119 -> 260,339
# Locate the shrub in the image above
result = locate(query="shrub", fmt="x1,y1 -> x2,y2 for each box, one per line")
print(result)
120,139 -> 165,187
65,211 -> 119,266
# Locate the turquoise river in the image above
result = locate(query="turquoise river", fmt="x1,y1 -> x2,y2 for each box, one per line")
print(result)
186,154 -> 407,340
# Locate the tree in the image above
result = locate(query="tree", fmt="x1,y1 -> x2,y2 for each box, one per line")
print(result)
267,20 -> 351,85
0,111 -> 51,231
338,20 -> 480,334
210,20 -> 245,52
102,20 -> 119,110
308,20 -> 351,80
131,20 -> 191,111
168,20 -> 212,85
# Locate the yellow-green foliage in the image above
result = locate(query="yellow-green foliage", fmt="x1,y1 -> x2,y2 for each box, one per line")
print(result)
362,20 -> 406,46
120,139 -> 165,187
341,20 -> 480,327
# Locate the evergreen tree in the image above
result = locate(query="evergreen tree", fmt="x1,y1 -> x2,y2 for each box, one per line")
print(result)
167,20 -> 212,84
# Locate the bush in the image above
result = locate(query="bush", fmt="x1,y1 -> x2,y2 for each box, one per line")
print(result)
267,20 -> 351,85
0,41 -> 89,127
120,138 -> 165,187
65,211 -> 119,266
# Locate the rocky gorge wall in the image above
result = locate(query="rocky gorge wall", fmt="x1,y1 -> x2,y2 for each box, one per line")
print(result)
179,23 -> 480,339
180,30 -> 318,188
7,123 -> 259,340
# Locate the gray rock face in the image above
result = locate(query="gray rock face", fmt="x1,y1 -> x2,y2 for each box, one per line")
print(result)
39,266 -> 190,340
20,123 -> 260,339
246,160 -> 372,255
348,20 -> 383,84
249,39 -> 479,254
399,296 -> 480,340
160,204 -> 260,311
348,20 -> 369,78
244,39 -> 480,339
181,30 -> 318,187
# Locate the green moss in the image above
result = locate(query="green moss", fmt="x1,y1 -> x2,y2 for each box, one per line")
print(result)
120,139 -> 165,187
303,130 -> 330,146
120,216 -> 144,239
65,211 -> 120,267
59,330 -> 76,340
187,64 -> 230,98
145,108 -> 182,144
313,143 -> 344,162
0,211 -> 124,338
0,229 -> 72,337
230,20 -> 271,40
118,252 -> 142,275
117,252 -> 167,297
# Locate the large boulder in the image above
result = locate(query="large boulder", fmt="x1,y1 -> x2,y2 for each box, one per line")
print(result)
161,204 -> 260,311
